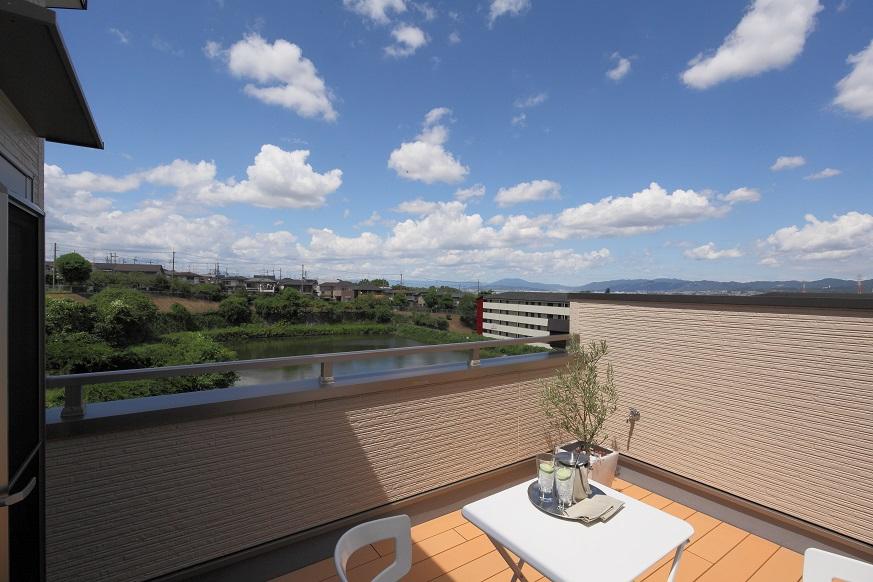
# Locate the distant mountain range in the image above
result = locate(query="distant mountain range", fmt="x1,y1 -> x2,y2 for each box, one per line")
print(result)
483,277 -> 872,295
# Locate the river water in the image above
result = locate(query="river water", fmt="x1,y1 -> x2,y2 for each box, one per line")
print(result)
226,334 -> 469,386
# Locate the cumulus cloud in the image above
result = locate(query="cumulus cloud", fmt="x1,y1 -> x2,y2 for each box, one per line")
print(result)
684,242 -> 743,260
343,0 -> 406,24
488,0 -> 531,26
393,198 -> 439,214
833,40 -> 873,119
231,231 -> 297,260
761,211 -> 873,262
719,187 -> 761,204
454,184 -> 486,201
513,93 -> 547,109
804,167 -> 841,180
770,155 -> 806,171
448,31 -> 461,45
551,182 -> 731,238
681,0 -> 822,89
205,33 -> 337,121
388,107 -> 469,183
494,180 -> 561,207
384,24 -> 428,57
46,145 -> 342,210
606,53 -> 631,81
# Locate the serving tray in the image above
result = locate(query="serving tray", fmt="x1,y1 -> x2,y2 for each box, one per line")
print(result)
526,481 -> 606,520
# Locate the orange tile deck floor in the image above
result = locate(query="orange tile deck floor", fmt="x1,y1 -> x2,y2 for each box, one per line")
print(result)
276,477 -> 804,582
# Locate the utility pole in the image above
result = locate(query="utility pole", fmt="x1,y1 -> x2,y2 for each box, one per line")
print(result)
52,242 -> 57,288
400,273 -> 403,287
301,264 -> 305,293
171,249 -> 176,287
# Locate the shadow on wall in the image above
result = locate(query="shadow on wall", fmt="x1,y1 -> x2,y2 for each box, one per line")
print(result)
44,366 -> 557,581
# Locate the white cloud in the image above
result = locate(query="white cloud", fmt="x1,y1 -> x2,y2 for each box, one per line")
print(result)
719,187 -> 761,204
606,53 -> 631,81
511,112 -> 527,127
108,28 -> 130,45
343,0 -> 406,24
488,0 -> 531,26
770,155 -> 806,170
448,31 -> 461,45
206,34 -> 338,121
495,180 -> 561,207
393,199 -> 439,214
388,108 -> 469,184
804,167 -> 841,180
681,0 -> 822,89
761,211 -> 873,262
833,39 -> 873,119
684,242 -> 743,260
385,24 -> 428,57
454,184 -> 486,201
513,93 -> 547,109
231,231 -> 297,260
46,145 -> 342,210
551,182 -> 730,238
202,146 -> 342,208
413,2 -> 436,20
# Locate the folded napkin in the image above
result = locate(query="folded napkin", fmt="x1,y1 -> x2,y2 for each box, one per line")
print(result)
563,494 -> 625,523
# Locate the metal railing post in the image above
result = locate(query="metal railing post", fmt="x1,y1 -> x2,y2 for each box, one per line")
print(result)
469,346 -> 481,367
60,384 -> 85,420
320,361 -> 335,384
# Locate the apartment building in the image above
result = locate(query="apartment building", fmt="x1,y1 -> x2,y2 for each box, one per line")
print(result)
478,292 -> 570,341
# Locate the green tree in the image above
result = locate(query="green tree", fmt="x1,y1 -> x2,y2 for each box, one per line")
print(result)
391,291 -> 408,309
91,287 -> 158,345
54,252 -> 92,286
458,293 -> 478,328
253,288 -> 313,323
45,298 -> 96,335
218,295 -> 252,325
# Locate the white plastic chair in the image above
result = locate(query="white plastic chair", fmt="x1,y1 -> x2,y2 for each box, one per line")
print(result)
334,515 -> 412,582
803,548 -> 873,582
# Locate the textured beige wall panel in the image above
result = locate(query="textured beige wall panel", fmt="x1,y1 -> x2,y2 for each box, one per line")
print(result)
45,365 -> 562,582
570,300 -> 873,546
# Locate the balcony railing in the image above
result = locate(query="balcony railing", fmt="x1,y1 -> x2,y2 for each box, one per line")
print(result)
45,333 -> 574,420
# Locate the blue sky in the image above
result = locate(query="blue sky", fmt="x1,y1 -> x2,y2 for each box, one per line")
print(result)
45,0 -> 873,284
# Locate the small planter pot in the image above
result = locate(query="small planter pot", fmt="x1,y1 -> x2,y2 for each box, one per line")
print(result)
557,441 -> 619,487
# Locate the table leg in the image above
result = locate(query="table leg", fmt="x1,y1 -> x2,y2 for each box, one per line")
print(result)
666,540 -> 689,582
486,535 -> 529,582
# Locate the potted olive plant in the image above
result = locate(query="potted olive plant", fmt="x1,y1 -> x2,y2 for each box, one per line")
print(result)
540,339 -> 620,485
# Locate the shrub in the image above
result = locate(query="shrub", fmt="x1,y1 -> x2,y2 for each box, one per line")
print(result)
412,312 -> 449,330
45,298 -> 96,335
45,332 -> 145,375
253,288 -> 312,323
218,295 -> 251,325
91,287 -> 158,345
54,252 -> 92,285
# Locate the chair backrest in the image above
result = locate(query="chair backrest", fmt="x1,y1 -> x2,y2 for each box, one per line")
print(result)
803,548 -> 873,582
334,515 -> 412,582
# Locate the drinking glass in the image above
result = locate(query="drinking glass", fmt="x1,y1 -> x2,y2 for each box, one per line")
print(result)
536,453 -> 555,501
555,466 -> 574,509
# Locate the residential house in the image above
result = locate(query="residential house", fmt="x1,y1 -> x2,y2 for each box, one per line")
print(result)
277,278 -> 318,295
92,262 -> 165,276
319,280 -> 355,302
245,276 -> 277,294
352,283 -> 390,298
171,271 -> 204,285
218,275 -> 247,293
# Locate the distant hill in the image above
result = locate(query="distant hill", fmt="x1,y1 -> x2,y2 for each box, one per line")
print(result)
576,277 -> 872,295
487,278 -> 578,292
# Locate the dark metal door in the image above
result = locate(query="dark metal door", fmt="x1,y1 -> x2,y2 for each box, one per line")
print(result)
0,190 -> 46,581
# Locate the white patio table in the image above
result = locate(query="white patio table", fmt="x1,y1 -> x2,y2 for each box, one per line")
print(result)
461,479 -> 694,582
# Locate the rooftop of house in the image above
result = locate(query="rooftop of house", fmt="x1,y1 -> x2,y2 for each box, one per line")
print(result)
486,292 -> 570,303
91,262 -> 164,273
